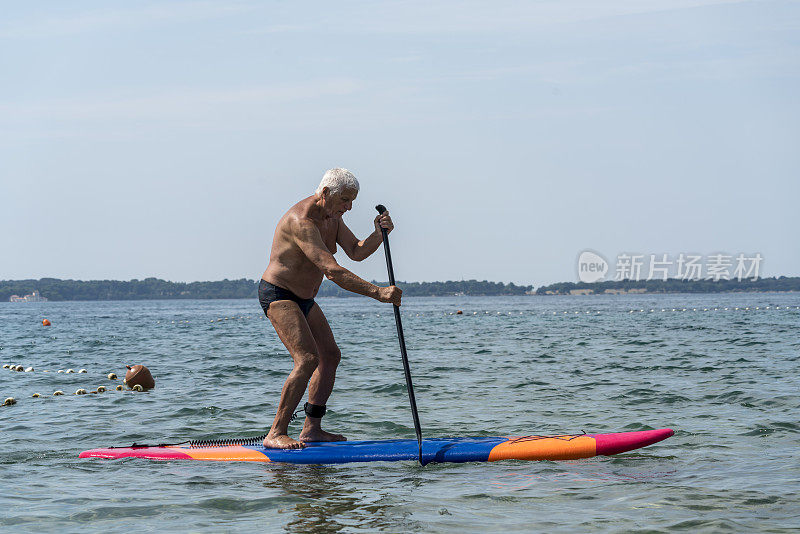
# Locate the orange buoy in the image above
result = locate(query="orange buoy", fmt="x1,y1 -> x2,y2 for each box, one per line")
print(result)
42,319 -> 51,326
456,310 -> 463,315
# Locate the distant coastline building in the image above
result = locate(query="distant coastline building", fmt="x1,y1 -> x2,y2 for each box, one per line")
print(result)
569,289 -> 593,295
603,288 -> 647,295
9,290 -> 48,303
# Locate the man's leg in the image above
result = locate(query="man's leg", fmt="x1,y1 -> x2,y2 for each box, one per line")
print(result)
298,303 -> 346,443
263,300 -> 319,449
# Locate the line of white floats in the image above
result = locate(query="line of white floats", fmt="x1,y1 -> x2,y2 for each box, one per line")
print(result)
153,305 -> 800,324
0,370 -> 141,407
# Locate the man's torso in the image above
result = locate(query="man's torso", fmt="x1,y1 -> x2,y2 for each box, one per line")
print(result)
262,196 -> 338,299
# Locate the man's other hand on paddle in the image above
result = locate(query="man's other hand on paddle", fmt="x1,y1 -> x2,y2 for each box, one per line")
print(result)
374,210 -> 394,234
378,285 -> 402,306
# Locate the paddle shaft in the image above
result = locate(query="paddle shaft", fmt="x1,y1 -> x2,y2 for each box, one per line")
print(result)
375,204 -> 424,466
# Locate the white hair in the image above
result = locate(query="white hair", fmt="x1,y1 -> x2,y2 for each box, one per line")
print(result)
316,168 -> 360,196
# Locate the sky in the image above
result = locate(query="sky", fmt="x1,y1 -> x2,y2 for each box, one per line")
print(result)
1,0 -> 798,286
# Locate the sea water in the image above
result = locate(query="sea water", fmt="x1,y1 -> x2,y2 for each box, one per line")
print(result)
1,294 -> 798,532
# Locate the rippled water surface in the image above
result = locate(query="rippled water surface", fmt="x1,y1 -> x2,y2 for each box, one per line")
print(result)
1,294 -> 799,532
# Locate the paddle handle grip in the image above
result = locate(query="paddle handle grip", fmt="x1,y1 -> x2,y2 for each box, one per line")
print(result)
375,205 -> 396,286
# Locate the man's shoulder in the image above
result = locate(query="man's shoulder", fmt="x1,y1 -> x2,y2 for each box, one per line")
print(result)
334,216 -> 346,233
281,198 -> 316,228
279,212 -> 315,236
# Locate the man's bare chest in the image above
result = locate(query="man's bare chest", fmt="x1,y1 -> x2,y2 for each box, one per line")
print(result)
316,222 -> 337,254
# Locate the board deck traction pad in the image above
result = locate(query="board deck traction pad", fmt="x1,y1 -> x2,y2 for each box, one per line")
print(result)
79,428 -> 674,465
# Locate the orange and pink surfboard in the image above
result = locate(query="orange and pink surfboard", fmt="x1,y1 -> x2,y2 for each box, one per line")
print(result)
79,428 -> 673,465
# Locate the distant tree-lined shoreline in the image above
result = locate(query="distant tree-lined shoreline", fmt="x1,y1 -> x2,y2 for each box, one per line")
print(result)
0,278 -> 533,301
1,277 -> 797,302
535,277 -> 800,295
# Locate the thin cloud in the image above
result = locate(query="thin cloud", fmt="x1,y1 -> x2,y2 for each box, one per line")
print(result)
0,1 -> 254,39
0,79 -> 362,123
270,0 -> 750,35
239,24 -> 309,35
0,0 -> 750,40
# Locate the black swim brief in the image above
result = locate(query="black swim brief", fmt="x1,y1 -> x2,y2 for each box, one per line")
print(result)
258,279 -> 316,317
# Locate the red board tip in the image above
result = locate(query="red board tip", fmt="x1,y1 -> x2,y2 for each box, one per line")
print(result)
593,428 -> 674,456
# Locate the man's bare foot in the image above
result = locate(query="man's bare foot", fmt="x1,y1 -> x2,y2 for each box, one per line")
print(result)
263,433 -> 305,449
298,428 -> 347,443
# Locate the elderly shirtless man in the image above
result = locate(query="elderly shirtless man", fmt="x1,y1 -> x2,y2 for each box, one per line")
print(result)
259,168 -> 402,449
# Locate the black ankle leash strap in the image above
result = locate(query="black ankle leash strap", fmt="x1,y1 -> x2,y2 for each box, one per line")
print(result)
290,402 -> 326,421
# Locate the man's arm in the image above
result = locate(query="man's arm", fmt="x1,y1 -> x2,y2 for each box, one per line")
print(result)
336,211 -> 393,262
294,218 -> 401,305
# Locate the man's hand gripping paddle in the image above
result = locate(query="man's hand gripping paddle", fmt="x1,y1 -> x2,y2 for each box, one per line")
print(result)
375,204 -> 425,466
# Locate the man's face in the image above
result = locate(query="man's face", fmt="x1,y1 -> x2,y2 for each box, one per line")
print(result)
327,187 -> 358,218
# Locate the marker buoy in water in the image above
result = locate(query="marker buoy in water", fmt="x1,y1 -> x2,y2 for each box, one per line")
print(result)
42,319 -> 51,326
125,364 -> 155,390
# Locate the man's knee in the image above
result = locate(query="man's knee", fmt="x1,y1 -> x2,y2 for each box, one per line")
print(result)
292,352 -> 318,378
319,346 -> 341,367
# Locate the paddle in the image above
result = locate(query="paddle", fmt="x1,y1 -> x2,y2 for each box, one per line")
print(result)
375,204 -> 425,466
